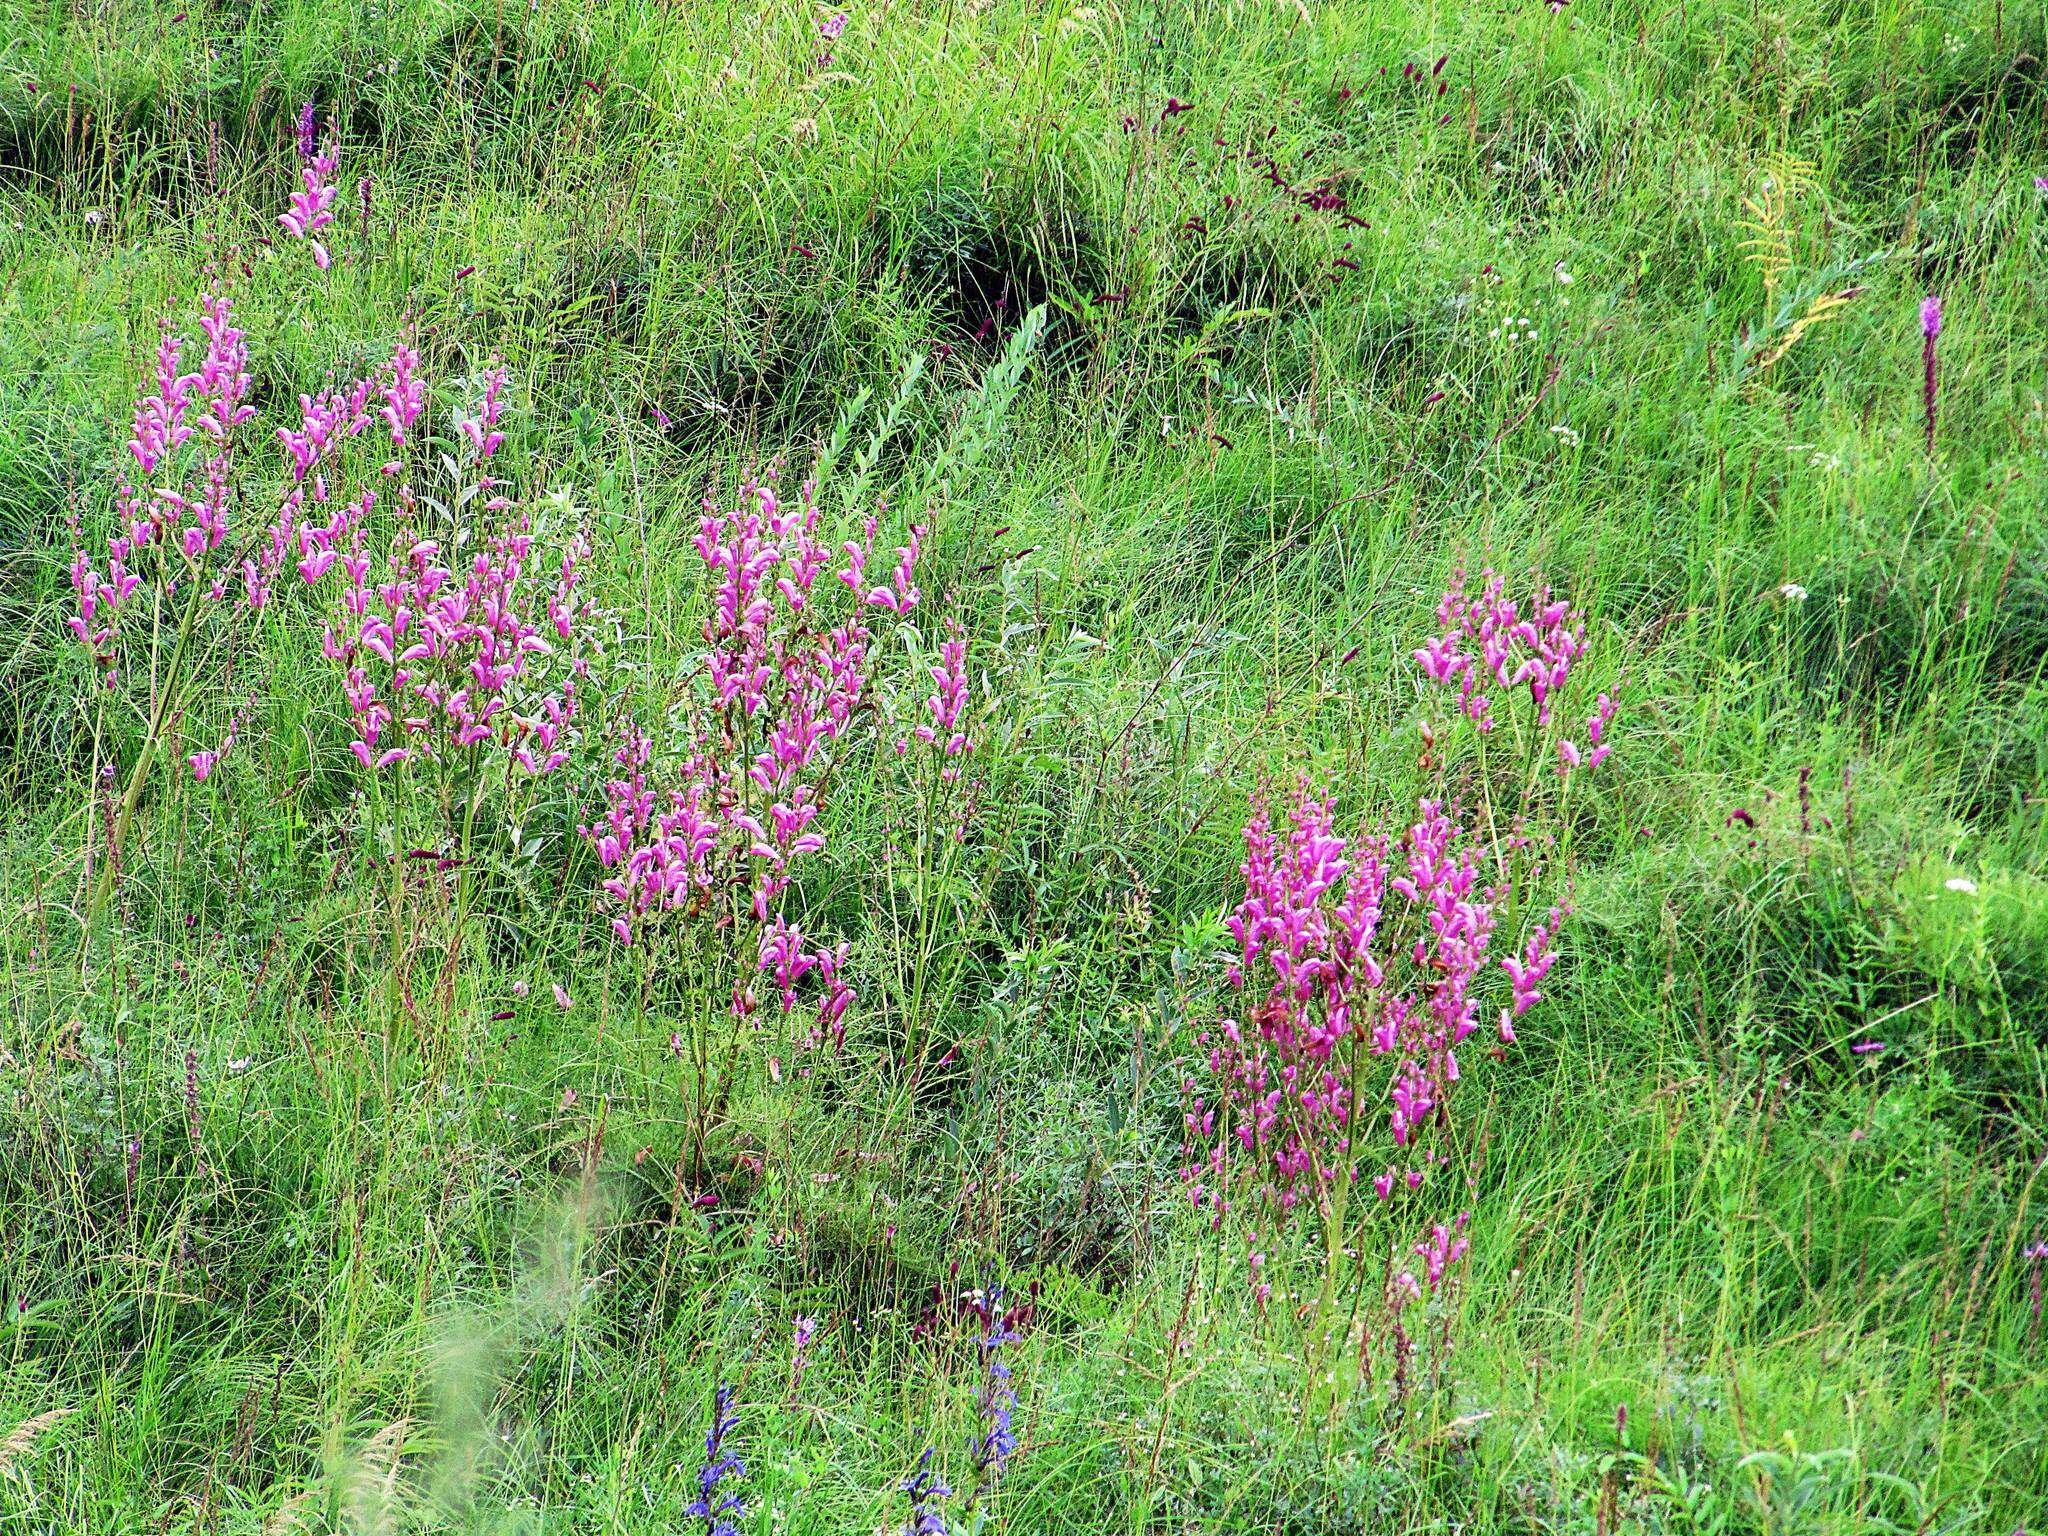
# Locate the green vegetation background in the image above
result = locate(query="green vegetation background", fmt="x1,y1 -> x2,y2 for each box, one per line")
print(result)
1,0 -> 2045,1530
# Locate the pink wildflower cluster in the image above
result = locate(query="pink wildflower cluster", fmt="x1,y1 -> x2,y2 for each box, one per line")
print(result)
68,113 -> 596,903
291,361 -> 593,773
905,618 -> 974,780
279,101 -> 339,270
1413,566 -> 1585,731
1185,787 -> 1497,1296
581,470 -> 926,1050
1186,573 -> 1615,1321
1186,785 -> 1374,1299
67,292 -> 257,680
71,280 -> 591,796
1558,690 -> 1617,774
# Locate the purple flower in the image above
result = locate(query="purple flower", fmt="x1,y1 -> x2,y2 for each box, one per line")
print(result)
687,1384 -> 745,1536
788,1314 -> 817,1399
900,1448 -> 950,1535
820,10 -> 847,37
1921,295 -> 1942,452
968,1293 -> 1020,1486
279,103 -> 339,269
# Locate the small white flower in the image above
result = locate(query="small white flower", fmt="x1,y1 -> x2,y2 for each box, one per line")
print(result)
1778,582 -> 1809,602
1944,877 -> 1978,895
1553,261 -> 1574,285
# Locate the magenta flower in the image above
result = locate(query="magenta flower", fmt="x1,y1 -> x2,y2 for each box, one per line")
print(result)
287,348 -> 594,777
788,1315 -> 817,1399
278,102 -> 339,270
1186,571 -> 1607,1362
1920,295 -> 1942,452
1502,905 -> 1567,1018
1411,567 -> 1586,731
582,468 -> 929,1056
908,619 -> 975,779
68,292 -> 256,681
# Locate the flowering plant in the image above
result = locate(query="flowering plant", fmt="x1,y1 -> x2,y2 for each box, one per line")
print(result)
581,466 -> 944,1167
70,109 -> 601,1014
1184,568 -> 1618,1402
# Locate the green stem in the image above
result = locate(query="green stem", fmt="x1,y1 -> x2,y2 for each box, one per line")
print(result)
93,574 -> 209,922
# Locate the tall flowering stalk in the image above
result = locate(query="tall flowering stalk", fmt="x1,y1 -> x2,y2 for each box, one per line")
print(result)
289,353 -> 596,1003
581,468 -> 921,1166
279,101 -> 339,270
71,291 -> 258,912
787,1314 -> 817,1402
687,1385 -> 746,1536
1920,294 -> 1942,454
1183,569 -> 1615,1399
963,1287 -> 1021,1509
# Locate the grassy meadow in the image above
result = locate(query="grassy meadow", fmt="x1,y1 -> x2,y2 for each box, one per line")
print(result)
2,0 -> 2046,1530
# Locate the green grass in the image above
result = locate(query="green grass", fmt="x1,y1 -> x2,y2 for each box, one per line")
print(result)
2,0 -> 2046,1530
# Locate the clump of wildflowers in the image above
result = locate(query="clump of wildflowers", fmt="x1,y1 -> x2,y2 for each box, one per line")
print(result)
295,358 -> 593,778
1412,566 -> 1585,731
68,92 -> 602,935
68,290 -> 261,897
580,467 -> 928,1153
1185,569 -> 1615,1391
69,290 -> 258,679
71,256 -> 597,983
583,471 -> 904,964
